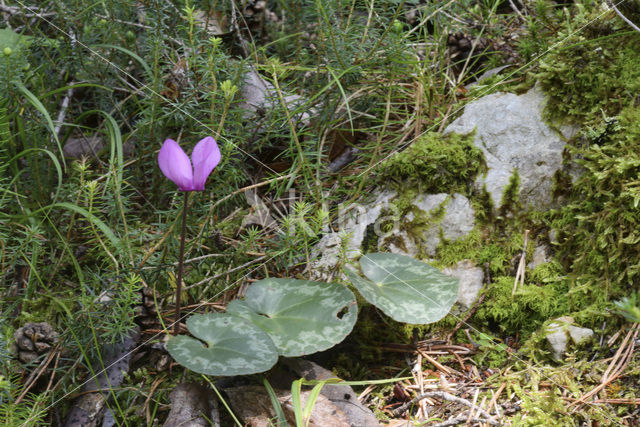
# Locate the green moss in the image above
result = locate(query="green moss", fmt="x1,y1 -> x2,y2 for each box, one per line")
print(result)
475,274 -> 570,339
377,131 -> 485,194
498,169 -> 522,219
360,223 -> 379,254
535,10 -> 640,124
434,228 -> 522,276
548,105 -> 640,328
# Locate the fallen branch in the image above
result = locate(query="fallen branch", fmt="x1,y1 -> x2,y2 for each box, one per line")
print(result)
393,391 -> 493,419
431,415 -> 501,427
569,323 -> 639,411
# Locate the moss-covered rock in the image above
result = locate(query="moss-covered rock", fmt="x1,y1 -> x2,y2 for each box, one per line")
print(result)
377,131 -> 484,195
536,10 -> 640,124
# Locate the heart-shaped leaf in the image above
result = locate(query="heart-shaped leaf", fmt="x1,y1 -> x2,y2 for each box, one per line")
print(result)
226,278 -> 357,357
167,313 -> 278,376
346,252 -> 459,324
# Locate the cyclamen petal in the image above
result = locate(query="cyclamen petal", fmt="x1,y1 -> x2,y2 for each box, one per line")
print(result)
158,139 -> 194,191
158,137 -> 221,191
191,137 -> 221,191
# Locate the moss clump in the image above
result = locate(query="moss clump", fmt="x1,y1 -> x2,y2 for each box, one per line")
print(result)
476,274 -> 570,339
535,10 -> 640,124
377,131 -> 485,194
548,106 -> 640,327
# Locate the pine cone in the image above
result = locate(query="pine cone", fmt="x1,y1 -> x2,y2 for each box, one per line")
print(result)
12,322 -> 58,364
447,32 -> 493,72
134,286 -> 160,329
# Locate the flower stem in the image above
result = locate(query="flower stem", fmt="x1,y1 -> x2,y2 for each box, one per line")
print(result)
174,191 -> 190,335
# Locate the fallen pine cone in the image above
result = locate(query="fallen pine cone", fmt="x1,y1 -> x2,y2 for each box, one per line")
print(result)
12,322 -> 58,365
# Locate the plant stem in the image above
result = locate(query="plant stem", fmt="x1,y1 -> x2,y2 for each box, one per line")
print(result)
174,191 -> 190,335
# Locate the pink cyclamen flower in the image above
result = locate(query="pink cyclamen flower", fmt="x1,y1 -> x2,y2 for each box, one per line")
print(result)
158,137 -> 221,191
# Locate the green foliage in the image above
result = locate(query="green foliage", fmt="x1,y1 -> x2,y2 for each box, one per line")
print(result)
476,273 -> 570,338
171,255 -> 459,376
615,292 -> 640,323
169,278 -> 357,375
167,313 -> 279,376
226,278 -> 357,357
535,10 -> 640,124
377,131 -> 485,194
346,253 -> 459,324
549,106 -> 640,326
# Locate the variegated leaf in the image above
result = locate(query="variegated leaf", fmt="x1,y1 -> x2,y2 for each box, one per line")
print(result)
346,252 -> 459,324
167,313 -> 278,376
226,278 -> 357,357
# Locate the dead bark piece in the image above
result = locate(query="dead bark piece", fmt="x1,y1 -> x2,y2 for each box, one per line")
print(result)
328,147 -> 359,172
282,359 -> 381,427
63,135 -> 105,159
64,327 -> 141,427
224,385 -> 350,427
163,383 -> 220,427
239,68 -> 314,126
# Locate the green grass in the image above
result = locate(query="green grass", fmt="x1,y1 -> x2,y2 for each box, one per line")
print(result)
1,0 -> 639,424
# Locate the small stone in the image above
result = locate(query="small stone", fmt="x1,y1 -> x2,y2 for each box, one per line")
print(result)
546,321 -> 569,361
443,260 -> 484,310
545,317 -> 593,360
528,244 -> 550,270
63,135 -> 105,159
568,325 -> 594,344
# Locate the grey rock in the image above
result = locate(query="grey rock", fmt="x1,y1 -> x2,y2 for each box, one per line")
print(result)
239,68 -> 313,126
545,317 -> 594,360
224,385 -> 349,427
63,135 -> 105,158
444,86 -> 578,209
405,193 -> 475,256
546,322 -> 569,361
283,359 -> 380,427
568,325 -> 594,345
164,383 -> 220,427
443,260 -> 484,310
528,244 -> 551,270
64,327 -> 141,427
308,190 -> 396,280
309,192 -> 475,279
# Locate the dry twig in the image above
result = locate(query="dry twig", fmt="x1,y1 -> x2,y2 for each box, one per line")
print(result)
393,391 -> 493,419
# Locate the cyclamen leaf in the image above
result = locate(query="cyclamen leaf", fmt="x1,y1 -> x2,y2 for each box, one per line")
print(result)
226,278 -> 357,357
167,313 -> 278,376
346,252 -> 459,324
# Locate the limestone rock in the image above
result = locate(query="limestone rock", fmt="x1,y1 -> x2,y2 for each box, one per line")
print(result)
545,317 -> 594,360
308,190 -> 396,280
528,244 -> 551,270
444,86 -> 577,209
405,193 -> 475,256
224,385 -> 350,427
63,135 -> 105,159
282,359 -> 381,427
308,192 -> 475,280
163,383 -> 220,427
443,260 -> 484,310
